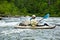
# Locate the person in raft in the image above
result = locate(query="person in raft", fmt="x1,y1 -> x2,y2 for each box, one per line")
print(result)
30,15 -> 38,26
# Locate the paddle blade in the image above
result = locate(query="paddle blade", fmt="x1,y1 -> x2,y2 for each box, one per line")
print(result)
43,13 -> 49,19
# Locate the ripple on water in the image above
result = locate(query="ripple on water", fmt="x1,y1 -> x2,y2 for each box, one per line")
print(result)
0,17 -> 60,40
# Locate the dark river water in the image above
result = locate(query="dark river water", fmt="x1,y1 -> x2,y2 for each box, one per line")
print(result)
0,17 -> 60,40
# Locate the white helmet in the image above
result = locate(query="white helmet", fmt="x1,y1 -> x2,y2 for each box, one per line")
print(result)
32,15 -> 36,17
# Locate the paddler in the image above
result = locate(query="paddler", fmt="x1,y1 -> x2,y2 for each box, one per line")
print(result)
30,15 -> 38,27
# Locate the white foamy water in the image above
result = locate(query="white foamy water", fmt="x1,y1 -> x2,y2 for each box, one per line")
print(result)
0,22 -> 19,27
0,17 -> 60,40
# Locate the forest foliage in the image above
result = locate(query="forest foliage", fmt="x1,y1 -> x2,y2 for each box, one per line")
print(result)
0,0 -> 60,17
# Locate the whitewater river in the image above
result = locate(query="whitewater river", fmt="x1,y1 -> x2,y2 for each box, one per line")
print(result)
0,17 -> 60,40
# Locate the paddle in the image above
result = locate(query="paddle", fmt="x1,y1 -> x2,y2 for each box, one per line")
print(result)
39,13 -> 49,22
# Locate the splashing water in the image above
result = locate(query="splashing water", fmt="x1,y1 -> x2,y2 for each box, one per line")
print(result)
0,17 -> 60,40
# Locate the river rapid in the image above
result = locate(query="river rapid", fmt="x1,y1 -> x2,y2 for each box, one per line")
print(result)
0,17 -> 60,40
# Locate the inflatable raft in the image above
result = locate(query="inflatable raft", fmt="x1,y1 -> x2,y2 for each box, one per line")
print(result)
14,25 -> 56,29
